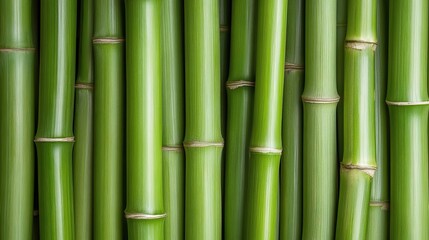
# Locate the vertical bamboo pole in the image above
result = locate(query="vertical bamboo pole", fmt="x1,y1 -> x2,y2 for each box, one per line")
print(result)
35,0 -> 77,238
280,0 -> 304,239
125,0 -> 165,239
219,0 -> 231,136
387,1 -> 429,239
161,0 -> 185,239
93,0 -> 125,239
302,0 -> 338,239
73,0 -> 93,238
223,0 -> 257,238
242,0 -> 287,238
0,0 -> 37,239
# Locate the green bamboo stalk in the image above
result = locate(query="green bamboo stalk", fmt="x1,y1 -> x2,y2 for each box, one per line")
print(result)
335,0 -> 377,238
280,0 -> 304,238
73,0 -> 93,238
184,0 -> 223,239
219,0 -> 231,136
223,0 -> 257,238
387,1 -> 429,239
0,0 -> 37,239
161,0 -> 185,239
302,0 -> 338,239
125,0 -> 165,239
35,0 -> 77,238
366,0 -> 389,239
242,0 -> 287,239
93,0 -> 125,239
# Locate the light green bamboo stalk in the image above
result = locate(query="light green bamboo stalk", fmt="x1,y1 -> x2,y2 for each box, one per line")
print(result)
387,1 -> 429,239
302,0 -> 338,239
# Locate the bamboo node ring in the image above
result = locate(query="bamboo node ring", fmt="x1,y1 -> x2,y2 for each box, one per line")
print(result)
162,145 -> 184,152
34,137 -> 75,143
124,212 -> 167,220
92,38 -> 125,44
183,141 -> 224,148
220,25 -> 230,32
249,147 -> 282,154
345,40 -> 377,51
226,80 -> 255,90
0,47 -> 36,52
385,100 -> 429,106
302,96 -> 340,104
33,210 -> 39,216
341,163 -> 376,177
284,63 -> 304,71
369,201 -> 389,210
75,83 -> 94,89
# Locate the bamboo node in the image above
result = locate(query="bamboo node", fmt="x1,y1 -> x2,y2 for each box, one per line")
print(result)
226,80 -> 255,90
34,137 -> 75,143
124,212 -> 167,220
0,47 -> 36,52
249,147 -> 282,155
369,201 -> 390,210
302,96 -> 340,104
75,83 -> 94,89
183,141 -> 224,148
162,145 -> 184,152
92,38 -> 125,44
285,62 -> 304,71
385,100 -> 429,106
345,41 -> 377,51
340,163 -> 376,177
220,25 -> 230,32
33,210 -> 39,217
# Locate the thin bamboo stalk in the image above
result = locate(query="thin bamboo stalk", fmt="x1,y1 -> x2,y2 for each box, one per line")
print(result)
302,0 -> 338,239
280,0 -> 304,238
0,0 -> 37,238
125,0 -> 165,238
35,0 -> 77,238
161,0 -> 185,239
183,0 -> 223,239
366,0 -> 389,239
223,0 -> 257,238
387,1 -> 429,239
219,0 -> 231,136
93,0 -> 125,239
242,0 -> 287,238
73,0 -> 93,238
335,0 -> 377,238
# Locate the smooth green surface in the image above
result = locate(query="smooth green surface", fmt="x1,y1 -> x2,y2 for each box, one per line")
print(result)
336,0 -> 346,159
302,0 -> 338,239
387,1 -> 429,239
125,0 -> 164,239
219,0 -> 230,134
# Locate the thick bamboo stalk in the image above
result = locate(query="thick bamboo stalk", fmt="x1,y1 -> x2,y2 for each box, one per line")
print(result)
125,0 -> 165,239
0,0 -> 37,239
366,0 -> 389,239
73,0 -> 93,238
302,0 -> 338,239
93,0 -> 125,239
242,0 -> 287,238
183,0 -> 223,239
335,0 -> 377,238
161,0 -> 185,239
387,1 -> 429,239
223,0 -> 257,238
280,0 -> 304,239
35,0 -> 77,238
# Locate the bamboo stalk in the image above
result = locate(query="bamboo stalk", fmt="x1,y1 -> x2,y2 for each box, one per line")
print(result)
302,0 -> 338,239
93,0 -> 125,239
223,0 -> 257,238
0,0 -> 37,238
73,0 -> 93,238
161,0 -> 185,239
280,0 -> 304,238
183,0 -> 223,239
242,0 -> 287,238
387,1 -> 429,239
125,0 -> 165,238
366,0 -> 389,239
35,0 -> 77,238
335,0 -> 377,238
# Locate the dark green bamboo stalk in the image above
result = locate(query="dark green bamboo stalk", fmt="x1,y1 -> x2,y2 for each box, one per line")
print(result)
219,0 -> 231,137
223,0 -> 257,238
35,0 -> 77,238
125,0 -> 165,239
161,0 -> 185,239
280,0 -> 304,239
366,0 -> 389,239
73,0 -> 93,238
387,1 -> 429,239
93,0 -> 125,239
302,0 -> 338,239
242,0 -> 287,239
0,0 -> 37,239
184,0 -> 223,239
335,0 -> 377,238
